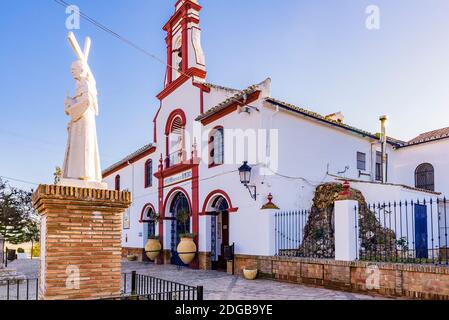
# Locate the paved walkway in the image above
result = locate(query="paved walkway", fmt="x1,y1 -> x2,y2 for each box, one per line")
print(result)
122,261 -> 385,300
2,259 -> 387,300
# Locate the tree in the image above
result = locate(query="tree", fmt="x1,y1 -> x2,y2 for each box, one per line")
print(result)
0,178 -> 39,245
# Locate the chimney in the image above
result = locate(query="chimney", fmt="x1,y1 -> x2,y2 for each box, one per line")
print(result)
379,115 -> 388,183
325,112 -> 345,123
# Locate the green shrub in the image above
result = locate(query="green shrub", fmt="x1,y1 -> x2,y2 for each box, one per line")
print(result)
17,248 -> 25,253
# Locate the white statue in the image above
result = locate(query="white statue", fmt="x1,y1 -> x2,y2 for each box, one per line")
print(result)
59,32 -> 107,190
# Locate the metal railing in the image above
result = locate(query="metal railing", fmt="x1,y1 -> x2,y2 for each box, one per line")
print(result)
120,271 -> 203,301
356,198 -> 449,265
0,279 -> 39,301
274,208 -> 335,258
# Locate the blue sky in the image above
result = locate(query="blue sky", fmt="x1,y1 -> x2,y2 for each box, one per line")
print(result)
1,0 -> 449,190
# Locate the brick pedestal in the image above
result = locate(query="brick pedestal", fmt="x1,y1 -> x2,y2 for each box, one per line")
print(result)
33,185 -> 131,300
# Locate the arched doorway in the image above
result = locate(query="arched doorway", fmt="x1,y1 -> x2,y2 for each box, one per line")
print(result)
141,204 -> 156,244
169,192 -> 191,266
210,196 -> 230,270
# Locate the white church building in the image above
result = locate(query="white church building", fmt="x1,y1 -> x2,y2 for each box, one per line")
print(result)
103,0 -> 449,269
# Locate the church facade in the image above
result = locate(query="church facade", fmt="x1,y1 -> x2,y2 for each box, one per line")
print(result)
103,0 -> 449,269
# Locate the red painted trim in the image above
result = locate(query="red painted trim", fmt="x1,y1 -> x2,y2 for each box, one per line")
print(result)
191,164 -> 199,242
181,8 -> 188,74
165,109 -> 187,135
200,190 -> 239,216
144,159 -> 153,188
156,67 -> 207,101
154,162 -> 198,180
140,203 -> 156,223
156,171 -> 164,265
163,186 -> 193,218
192,82 -> 211,115
166,34 -> 173,85
153,104 -> 161,143
200,91 -> 261,126
103,146 -> 156,178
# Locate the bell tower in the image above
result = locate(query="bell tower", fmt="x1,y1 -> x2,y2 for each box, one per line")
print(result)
163,0 -> 206,87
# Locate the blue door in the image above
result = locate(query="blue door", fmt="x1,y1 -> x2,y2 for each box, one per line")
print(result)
415,204 -> 428,259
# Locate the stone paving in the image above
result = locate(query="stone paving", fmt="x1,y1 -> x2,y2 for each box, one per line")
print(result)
1,259 -> 388,300
122,261 -> 386,300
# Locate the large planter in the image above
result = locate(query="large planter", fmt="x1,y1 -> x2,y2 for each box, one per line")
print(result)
243,269 -> 258,280
145,239 -> 162,261
177,237 -> 197,265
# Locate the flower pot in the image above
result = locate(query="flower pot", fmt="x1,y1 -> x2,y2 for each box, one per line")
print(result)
177,237 -> 197,265
145,239 -> 162,261
243,269 -> 258,280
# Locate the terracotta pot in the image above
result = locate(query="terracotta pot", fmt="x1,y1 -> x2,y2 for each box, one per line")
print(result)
127,254 -> 138,262
177,237 -> 197,265
145,239 -> 162,261
243,269 -> 258,280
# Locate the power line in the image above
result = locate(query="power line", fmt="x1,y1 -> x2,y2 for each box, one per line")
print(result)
0,176 -> 40,186
53,0 -> 260,110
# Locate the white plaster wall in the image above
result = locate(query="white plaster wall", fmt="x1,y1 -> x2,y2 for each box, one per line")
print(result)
103,154 -> 159,249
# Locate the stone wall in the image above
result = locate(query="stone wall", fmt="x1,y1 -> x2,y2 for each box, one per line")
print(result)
235,254 -> 449,300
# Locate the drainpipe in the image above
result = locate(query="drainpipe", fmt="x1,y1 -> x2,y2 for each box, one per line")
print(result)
379,115 -> 388,184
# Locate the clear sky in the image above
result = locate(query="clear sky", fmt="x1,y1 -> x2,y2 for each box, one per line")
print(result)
1,0 -> 449,190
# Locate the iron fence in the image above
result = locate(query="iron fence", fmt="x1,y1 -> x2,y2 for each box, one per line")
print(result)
120,271 -> 203,301
356,198 -> 449,265
0,278 -> 39,301
274,208 -> 335,258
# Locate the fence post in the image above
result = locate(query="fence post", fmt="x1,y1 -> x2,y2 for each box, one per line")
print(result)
131,271 -> 137,296
335,200 -> 359,261
197,286 -> 204,301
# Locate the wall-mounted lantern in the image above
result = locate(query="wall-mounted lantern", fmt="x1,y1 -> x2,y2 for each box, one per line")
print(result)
238,161 -> 257,201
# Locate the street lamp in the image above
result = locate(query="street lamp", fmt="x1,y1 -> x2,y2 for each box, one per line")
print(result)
238,161 -> 257,200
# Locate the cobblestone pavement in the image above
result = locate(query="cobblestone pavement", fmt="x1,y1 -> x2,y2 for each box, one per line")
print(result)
1,260 -> 388,300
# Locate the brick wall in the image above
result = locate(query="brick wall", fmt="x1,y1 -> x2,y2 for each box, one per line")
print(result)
235,254 -> 449,300
33,185 -> 131,300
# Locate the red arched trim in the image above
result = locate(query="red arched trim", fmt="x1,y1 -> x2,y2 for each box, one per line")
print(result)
201,190 -> 238,216
163,187 -> 192,218
140,203 -> 156,223
165,109 -> 187,135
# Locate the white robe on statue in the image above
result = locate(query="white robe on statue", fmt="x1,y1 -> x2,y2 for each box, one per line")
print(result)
62,69 -> 105,187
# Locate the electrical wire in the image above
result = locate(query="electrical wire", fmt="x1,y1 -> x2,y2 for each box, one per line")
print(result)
0,176 -> 39,186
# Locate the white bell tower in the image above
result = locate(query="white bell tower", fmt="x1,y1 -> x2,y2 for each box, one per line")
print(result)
163,0 -> 206,87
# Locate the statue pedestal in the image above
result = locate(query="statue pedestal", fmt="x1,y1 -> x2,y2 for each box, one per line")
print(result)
33,185 -> 131,300
59,178 -> 108,190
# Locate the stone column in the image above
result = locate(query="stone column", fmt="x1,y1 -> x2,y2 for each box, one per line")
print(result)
33,185 -> 131,300
334,200 -> 359,261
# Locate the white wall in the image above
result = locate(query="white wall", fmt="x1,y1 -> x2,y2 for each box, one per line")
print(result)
393,140 -> 449,197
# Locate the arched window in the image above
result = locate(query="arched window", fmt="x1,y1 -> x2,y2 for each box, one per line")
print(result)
415,163 -> 435,191
209,127 -> 224,167
168,115 -> 184,166
145,159 -> 153,188
115,175 -> 121,191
